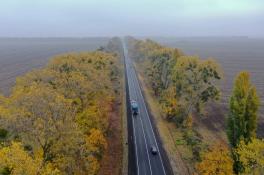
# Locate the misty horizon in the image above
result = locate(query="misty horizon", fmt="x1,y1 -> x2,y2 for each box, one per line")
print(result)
1,0 -> 264,37
0,1 -> 264,173
1,35 -> 263,40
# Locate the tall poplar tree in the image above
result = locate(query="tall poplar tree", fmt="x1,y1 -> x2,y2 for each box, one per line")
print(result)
227,71 -> 260,173
227,71 -> 260,148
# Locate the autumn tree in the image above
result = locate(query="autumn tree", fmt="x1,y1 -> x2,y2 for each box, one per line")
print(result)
101,37 -> 124,55
161,87 -> 179,120
196,142 -> 234,175
77,95 -> 112,134
227,71 -> 260,174
86,129 -> 107,159
14,51 -> 119,111
4,85 -> 88,173
235,138 -> 264,174
126,38 -> 223,126
161,86 -> 187,125
147,48 -> 179,96
227,71 -> 260,148
127,38 -> 182,96
0,46 -> 122,174
171,56 -> 222,121
0,142 -> 61,175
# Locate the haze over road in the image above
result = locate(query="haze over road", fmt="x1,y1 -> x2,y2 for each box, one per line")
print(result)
123,40 -> 171,175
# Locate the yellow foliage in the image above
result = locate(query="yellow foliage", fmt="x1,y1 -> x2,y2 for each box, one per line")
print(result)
128,37 -> 222,126
0,142 -> 39,175
183,114 -> 193,128
171,56 -> 222,119
0,49 -> 121,174
235,138 -> 264,174
87,156 -> 100,175
162,87 -> 179,119
41,163 -> 61,175
83,129 -> 107,175
0,142 -> 61,175
86,128 -> 107,157
77,101 -> 109,134
196,142 -> 234,175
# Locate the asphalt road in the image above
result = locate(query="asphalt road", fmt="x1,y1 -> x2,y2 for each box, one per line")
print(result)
123,40 -> 170,175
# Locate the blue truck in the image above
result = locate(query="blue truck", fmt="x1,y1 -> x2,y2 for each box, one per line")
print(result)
131,100 -> 139,116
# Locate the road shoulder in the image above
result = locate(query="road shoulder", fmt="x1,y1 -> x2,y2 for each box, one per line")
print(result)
134,63 -> 190,175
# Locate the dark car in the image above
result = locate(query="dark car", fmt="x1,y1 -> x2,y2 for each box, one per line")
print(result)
150,146 -> 158,155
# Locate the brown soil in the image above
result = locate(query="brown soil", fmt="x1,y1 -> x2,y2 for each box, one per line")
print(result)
194,101 -> 264,143
193,102 -> 228,145
98,99 -> 123,175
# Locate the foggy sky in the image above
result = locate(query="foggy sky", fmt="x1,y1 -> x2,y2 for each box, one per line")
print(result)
1,0 -> 264,37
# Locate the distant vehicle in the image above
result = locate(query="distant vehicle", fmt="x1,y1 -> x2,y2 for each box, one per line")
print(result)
131,100 -> 139,116
150,146 -> 158,155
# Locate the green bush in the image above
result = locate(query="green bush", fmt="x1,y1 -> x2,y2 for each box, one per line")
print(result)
24,144 -> 33,151
184,130 -> 200,146
0,167 -> 11,175
175,139 -> 185,145
0,128 -> 8,139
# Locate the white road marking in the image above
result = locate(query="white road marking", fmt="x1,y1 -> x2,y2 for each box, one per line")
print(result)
130,63 -> 153,175
124,40 -> 166,175
132,65 -> 167,175
139,115 -> 153,175
124,44 -> 140,175
132,112 -> 140,175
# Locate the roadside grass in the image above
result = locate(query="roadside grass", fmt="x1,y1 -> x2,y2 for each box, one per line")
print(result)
134,62 -> 229,175
134,63 -> 191,175
121,67 -> 128,175
99,58 -> 125,175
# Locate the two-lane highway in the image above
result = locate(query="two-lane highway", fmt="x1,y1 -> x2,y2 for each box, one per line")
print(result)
123,40 -> 169,175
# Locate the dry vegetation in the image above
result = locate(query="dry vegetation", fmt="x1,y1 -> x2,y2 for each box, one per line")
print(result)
0,38 -> 124,175
127,37 -> 264,174
135,65 -> 190,174
153,37 -> 264,136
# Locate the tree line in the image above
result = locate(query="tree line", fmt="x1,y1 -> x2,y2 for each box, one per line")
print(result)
0,38 -> 123,175
126,37 -> 263,174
